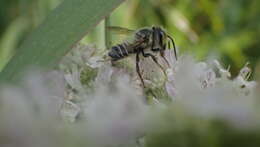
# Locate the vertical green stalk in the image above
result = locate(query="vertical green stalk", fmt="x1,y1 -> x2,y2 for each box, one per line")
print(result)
105,16 -> 111,49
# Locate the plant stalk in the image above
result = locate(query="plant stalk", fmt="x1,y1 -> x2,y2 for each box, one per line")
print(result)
105,16 -> 111,49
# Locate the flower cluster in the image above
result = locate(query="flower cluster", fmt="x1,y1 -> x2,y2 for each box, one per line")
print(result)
164,53 -> 258,128
0,43 -> 259,147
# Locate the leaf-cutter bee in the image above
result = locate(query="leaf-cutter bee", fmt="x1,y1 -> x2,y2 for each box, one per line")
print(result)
107,26 -> 177,87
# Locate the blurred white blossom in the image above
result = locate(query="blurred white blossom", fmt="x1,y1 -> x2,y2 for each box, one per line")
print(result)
60,100 -> 80,123
0,44 -> 259,147
164,50 -> 259,128
0,70 -> 65,147
84,75 -> 148,146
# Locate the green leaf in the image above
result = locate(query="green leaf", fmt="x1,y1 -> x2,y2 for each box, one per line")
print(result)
0,0 -> 125,83
0,17 -> 29,71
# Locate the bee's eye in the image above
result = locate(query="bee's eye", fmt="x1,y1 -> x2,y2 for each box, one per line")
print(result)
160,31 -> 163,36
159,31 -> 164,39
158,31 -> 164,45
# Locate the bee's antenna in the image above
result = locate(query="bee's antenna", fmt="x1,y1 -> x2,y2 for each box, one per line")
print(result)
167,35 -> 178,61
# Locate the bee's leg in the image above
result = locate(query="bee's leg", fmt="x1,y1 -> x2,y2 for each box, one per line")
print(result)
136,52 -> 145,87
167,35 -> 178,61
160,50 -> 170,67
141,50 -> 167,77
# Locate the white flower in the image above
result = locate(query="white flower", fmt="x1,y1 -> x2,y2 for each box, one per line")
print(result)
233,63 -> 257,96
63,65 -> 83,91
163,52 -> 259,128
214,60 -> 231,79
60,100 -> 80,123
94,64 -> 114,86
60,44 -> 97,67
84,75 -> 149,146
1,43 -> 259,147
0,70 -> 65,147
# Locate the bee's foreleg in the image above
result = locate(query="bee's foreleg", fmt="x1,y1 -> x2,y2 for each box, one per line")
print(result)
136,52 -> 145,88
167,35 -> 178,61
160,50 -> 170,67
141,50 -> 167,77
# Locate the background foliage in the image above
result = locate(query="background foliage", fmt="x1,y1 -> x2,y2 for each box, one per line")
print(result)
0,0 -> 259,74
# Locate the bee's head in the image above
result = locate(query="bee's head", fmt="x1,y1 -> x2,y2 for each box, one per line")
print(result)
151,26 -> 177,60
151,26 -> 167,52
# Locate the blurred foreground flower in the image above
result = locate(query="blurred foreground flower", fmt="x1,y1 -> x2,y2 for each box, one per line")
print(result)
164,50 -> 259,129
0,44 -> 259,147
0,69 -> 149,147
0,71 -> 65,147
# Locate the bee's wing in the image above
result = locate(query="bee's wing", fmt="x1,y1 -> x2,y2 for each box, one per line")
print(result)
107,26 -> 135,36
107,26 -> 136,46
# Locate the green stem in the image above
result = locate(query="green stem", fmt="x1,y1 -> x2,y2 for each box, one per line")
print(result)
105,16 -> 111,49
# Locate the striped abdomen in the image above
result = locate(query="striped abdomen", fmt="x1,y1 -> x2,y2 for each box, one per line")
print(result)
108,42 -> 133,61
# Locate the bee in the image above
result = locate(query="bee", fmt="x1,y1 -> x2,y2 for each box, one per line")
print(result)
107,26 -> 177,87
